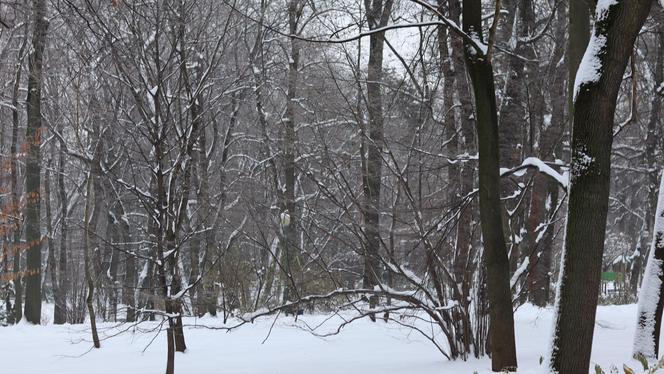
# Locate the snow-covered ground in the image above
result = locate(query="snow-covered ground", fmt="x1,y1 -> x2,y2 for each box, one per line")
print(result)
0,304 -> 651,373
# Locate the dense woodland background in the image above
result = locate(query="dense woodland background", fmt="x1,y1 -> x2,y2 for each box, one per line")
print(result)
0,0 -> 663,373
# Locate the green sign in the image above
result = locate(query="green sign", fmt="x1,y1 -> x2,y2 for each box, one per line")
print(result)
602,272 -> 623,282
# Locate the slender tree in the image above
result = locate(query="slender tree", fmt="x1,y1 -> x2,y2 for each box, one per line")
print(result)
362,0 -> 393,320
461,0 -> 517,370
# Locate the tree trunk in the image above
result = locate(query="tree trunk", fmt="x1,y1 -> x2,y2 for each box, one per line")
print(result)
197,126 -> 218,316
496,0 -> 525,276
362,0 -> 393,320
634,172 -> 664,359
9,28 -> 27,325
83,172 -> 101,348
44,160 -> 58,323
640,15 -> 664,296
53,143 -> 68,324
461,0 -> 517,370
281,0 -> 303,308
498,0 -> 528,167
632,12 -> 664,359
115,200 -> 135,322
549,1 -> 653,373
525,2 -> 567,307
567,0 -> 591,119
106,219 -> 119,322
166,327 -> 175,374
23,0 -> 49,325
440,0 -> 477,357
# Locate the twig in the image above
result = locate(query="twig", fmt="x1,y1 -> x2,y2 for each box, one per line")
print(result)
486,0 -> 502,62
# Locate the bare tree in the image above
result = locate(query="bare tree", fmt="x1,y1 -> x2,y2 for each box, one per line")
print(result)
23,0 -> 49,324
550,1 -> 654,373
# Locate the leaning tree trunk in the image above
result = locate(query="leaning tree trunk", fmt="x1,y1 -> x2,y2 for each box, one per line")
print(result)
549,1 -> 653,373
23,0 -> 49,325
634,172 -> 664,359
461,0 -> 517,370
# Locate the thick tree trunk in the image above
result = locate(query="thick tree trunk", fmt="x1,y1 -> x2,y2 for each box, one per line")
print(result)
23,0 -> 49,325
549,1 -> 653,373
166,327 -> 175,374
461,0 -> 517,370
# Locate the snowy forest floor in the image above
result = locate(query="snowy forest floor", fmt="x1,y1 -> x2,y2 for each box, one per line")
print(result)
0,304 -> 650,373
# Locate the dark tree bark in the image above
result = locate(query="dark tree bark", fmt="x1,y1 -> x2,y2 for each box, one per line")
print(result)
461,0 -> 517,370
83,168 -> 101,348
567,0 -> 591,118
113,199 -> 135,322
81,113 -> 105,346
362,0 -> 393,320
197,125 -> 218,317
23,0 -> 49,325
53,143 -> 68,324
549,1 -> 653,373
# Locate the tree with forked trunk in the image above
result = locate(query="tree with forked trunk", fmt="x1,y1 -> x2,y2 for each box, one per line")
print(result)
460,0 -> 518,370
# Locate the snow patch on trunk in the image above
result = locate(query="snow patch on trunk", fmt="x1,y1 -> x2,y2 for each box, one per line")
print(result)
573,0 -> 618,102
